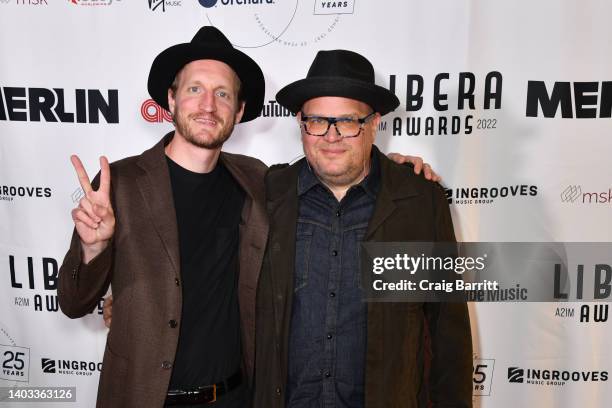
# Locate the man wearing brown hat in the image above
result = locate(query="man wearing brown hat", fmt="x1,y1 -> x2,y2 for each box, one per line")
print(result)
57,27 -> 434,407
254,50 -> 472,407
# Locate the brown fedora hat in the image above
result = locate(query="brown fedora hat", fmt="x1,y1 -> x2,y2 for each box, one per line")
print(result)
147,26 -> 265,123
276,49 -> 399,115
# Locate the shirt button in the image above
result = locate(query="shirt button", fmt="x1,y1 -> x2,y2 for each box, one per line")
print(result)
168,320 -> 177,328
336,210 -> 341,217
161,361 -> 172,370
324,371 -> 331,378
275,387 -> 282,395
326,333 -> 333,340
174,278 -> 180,286
329,292 -> 336,298
332,250 -> 338,256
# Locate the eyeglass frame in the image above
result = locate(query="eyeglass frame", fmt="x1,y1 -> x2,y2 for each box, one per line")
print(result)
299,111 -> 377,138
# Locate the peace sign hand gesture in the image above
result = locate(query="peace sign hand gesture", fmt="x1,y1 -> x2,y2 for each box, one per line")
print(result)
70,155 -> 115,263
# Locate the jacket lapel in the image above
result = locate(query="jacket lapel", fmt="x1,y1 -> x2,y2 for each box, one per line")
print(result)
265,162 -> 301,336
220,152 -> 268,234
365,148 -> 423,406
365,148 -> 420,240
135,133 -> 180,276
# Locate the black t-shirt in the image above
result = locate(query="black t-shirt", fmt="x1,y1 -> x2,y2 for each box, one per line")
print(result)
166,156 -> 246,404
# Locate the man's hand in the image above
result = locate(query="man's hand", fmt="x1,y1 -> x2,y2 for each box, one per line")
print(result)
70,155 -> 115,263
387,153 -> 441,182
102,295 -> 113,329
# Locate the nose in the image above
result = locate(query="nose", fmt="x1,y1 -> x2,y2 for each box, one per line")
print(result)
198,91 -> 216,112
323,123 -> 342,142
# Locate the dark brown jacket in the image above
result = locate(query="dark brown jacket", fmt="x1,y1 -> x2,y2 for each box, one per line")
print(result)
58,134 -> 269,407
254,147 -> 472,408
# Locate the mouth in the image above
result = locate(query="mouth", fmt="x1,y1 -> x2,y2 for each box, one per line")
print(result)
191,115 -> 219,127
320,147 -> 347,156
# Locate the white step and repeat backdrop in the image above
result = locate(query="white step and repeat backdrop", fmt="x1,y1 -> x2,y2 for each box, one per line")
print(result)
1,1 -> 611,407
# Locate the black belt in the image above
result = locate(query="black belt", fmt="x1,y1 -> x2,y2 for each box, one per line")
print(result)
165,371 -> 242,405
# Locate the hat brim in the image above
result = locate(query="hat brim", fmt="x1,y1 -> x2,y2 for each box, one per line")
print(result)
276,77 -> 399,116
147,43 -> 265,123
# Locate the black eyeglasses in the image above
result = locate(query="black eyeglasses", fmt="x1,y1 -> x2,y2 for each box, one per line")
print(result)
300,112 -> 376,138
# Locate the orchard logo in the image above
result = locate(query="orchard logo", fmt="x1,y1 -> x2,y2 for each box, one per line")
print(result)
199,0 -> 216,6
199,0 -> 353,48
198,0 -> 273,8
141,99 -> 172,123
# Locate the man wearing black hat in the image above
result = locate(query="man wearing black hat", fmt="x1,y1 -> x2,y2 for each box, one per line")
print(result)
254,50 -> 472,408
58,26 -> 268,407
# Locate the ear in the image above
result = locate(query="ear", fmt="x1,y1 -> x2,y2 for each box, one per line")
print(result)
167,88 -> 176,116
234,101 -> 246,124
372,112 -> 381,128
370,112 -> 381,142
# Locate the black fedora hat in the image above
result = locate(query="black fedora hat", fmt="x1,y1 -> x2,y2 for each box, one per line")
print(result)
276,49 -> 399,116
147,26 -> 265,123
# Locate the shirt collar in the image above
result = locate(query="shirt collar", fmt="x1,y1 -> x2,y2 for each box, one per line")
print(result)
297,147 -> 381,199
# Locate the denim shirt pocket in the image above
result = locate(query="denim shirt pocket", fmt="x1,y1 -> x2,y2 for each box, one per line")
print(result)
294,222 -> 314,292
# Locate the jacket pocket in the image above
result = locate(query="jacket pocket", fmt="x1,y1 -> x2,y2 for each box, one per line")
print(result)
98,342 -> 128,407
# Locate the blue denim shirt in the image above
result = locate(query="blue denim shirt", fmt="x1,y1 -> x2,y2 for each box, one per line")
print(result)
286,155 -> 381,408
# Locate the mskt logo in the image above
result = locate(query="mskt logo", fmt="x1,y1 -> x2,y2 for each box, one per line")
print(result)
561,185 -> 581,203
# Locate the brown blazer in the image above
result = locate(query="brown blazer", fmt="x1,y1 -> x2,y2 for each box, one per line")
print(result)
58,133 -> 269,408
254,146 -> 472,408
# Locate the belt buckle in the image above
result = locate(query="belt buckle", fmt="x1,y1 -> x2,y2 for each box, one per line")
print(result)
195,384 -> 216,404
211,384 -> 217,403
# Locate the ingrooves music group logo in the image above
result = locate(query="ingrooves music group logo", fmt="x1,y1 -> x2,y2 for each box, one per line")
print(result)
445,185 -> 538,205
41,358 -> 102,376
0,185 -> 52,202
508,366 -> 608,387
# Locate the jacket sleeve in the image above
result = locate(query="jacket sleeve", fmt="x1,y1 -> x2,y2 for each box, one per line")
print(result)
57,173 -> 114,319
57,230 -> 113,319
426,184 -> 473,408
